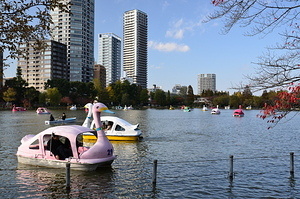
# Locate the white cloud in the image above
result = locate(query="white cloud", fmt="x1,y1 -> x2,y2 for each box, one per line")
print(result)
166,15 -> 209,39
148,41 -> 190,52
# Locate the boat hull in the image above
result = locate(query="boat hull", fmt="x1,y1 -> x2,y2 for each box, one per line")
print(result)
17,155 -> 115,171
83,134 -> 141,142
45,117 -> 76,125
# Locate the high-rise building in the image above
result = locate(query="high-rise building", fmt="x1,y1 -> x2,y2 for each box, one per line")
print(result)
198,74 -> 216,94
18,40 -> 68,92
50,0 -> 95,82
98,33 -> 121,87
0,49 -> 3,88
94,64 -> 106,88
123,9 -> 148,88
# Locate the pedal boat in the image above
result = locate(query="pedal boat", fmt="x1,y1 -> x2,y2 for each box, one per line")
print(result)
82,103 -> 142,141
45,117 -> 77,125
16,103 -> 116,171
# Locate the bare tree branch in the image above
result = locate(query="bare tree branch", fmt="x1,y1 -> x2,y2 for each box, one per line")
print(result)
206,0 -> 300,92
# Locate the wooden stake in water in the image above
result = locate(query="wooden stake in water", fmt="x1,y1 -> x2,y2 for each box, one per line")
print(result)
290,152 -> 294,177
228,155 -> 234,180
66,163 -> 71,189
152,160 -> 158,185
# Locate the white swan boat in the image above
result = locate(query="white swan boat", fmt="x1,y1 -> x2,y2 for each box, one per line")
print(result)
36,107 -> 51,114
16,102 -> 116,171
83,103 -> 142,141
211,105 -> 221,114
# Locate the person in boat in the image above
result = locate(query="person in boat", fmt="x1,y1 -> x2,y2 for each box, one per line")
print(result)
61,113 -> 66,120
49,114 -> 55,121
46,134 -> 72,160
106,121 -> 113,130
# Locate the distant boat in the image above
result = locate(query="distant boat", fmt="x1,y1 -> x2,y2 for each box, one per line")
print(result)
36,107 -> 51,114
12,105 -> 26,112
45,117 -> 77,125
202,105 -> 208,111
182,106 -> 191,112
70,105 -> 77,110
225,105 -> 230,109
211,105 -> 220,115
246,105 -> 252,110
233,105 -> 244,117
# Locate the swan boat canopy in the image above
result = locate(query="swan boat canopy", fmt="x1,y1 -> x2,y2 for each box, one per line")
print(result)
233,109 -> 244,117
36,107 -> 51,114
45,117 -> 77,125
17,102 -> 116,170
82,103 -> 142,141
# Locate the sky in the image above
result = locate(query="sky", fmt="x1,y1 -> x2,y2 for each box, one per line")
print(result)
4,0 -> 282,95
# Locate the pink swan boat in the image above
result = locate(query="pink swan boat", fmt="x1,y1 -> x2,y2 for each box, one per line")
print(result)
233,105 -> 244,117
16,102 -> 116,171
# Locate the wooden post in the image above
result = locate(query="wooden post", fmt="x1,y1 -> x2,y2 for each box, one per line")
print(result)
152,160 -> 158,185
290,152 -> 294,177
66,163 -> 71,189
228,155 -> 234,180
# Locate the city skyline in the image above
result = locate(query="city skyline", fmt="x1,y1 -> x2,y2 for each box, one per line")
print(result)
4,0 -> 282,94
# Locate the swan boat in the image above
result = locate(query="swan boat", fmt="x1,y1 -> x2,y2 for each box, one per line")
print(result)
45,117 -> 77,125
12,106 -> 26,111
233,106 -> 244,117
82,103 -> 142,141
36,107 -> 51,114
16,102 -> 116,171
70,105 -> 77,110
211,105 -> 221,114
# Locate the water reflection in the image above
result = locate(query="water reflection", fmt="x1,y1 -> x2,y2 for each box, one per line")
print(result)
16,164 -> 115,198
1,108 -> 300,198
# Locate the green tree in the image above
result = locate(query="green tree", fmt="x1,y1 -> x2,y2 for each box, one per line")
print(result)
186,85 -> 194,105
46,88 -> 62,106
45,78 -> 70,97
0,0 -> 69,60
3,87 -> 16,102
213,94 -> 230,107
154,89 -> 166,106
5,67 -> 28,105
139,89 -> 149,106
24,87 -> 39,107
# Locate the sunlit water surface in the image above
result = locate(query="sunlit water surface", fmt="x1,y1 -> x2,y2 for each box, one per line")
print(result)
1,108 -> 300,198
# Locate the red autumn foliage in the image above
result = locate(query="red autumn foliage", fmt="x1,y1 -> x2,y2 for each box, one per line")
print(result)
257,84 -> 300,128
212,0 -> 224,6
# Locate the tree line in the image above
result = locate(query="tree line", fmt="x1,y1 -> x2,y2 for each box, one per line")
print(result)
0,68 -> 284,109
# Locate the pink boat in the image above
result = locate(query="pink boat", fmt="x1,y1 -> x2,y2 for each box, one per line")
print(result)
233,105 -> 244,117
16,102 -> 116,171
12,105 -> 26,111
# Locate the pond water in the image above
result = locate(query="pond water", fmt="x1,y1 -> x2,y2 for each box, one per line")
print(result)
1,108 -> 300,198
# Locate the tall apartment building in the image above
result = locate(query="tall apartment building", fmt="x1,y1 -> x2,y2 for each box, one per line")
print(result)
0,49 -> 3,88
198,74 -> 216,94
123,9 -> 148,88
18,40 -> 68,92
98,33 -> 121,87
94,64 -> 106,88
50,0 -> 95,82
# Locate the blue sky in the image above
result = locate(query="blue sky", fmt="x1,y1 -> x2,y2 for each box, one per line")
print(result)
4,0 -> 281,95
